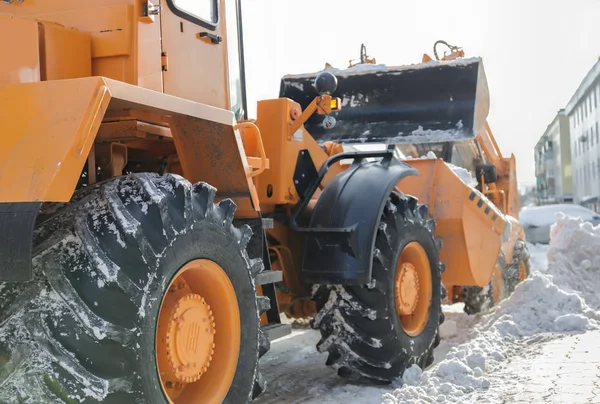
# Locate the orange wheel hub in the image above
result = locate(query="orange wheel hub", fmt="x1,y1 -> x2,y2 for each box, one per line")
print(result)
156,260 -> 240,404
395,263 -> 420,316
394,242 -> 432,337
162,294 -> 215,383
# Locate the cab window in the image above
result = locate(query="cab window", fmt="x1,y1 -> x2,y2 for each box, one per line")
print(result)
171,0 -> 218,25
225,0 -> 245,120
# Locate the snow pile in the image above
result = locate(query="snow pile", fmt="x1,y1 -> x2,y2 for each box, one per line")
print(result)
479,272 -> 599,336
446,164 -> 477,187
401,150 -> 438,160
382,213 -> 600,403
519,203 -> 597,227
545,212 -> 600,308
400,151 -> 477,187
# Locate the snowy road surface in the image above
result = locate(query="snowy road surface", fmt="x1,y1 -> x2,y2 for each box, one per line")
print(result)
255,213 -> 600,403
472,331 -> 600,403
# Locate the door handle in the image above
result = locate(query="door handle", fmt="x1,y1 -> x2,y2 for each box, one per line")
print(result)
198,32 -> 222,44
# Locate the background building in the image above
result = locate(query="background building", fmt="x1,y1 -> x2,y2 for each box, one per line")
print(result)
565,59 -> 600,212
534,110 -> 573,204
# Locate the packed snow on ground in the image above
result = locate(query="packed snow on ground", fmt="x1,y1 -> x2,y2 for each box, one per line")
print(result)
383,213 -> 600,404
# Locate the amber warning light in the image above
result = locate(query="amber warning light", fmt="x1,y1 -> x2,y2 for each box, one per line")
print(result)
330,98 -> 341,111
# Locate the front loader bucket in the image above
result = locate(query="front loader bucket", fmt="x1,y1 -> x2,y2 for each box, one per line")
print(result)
280,57 -> 489,145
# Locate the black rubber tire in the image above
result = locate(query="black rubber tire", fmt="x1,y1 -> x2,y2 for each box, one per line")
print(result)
505,240 -> 531,295
0,173 -> 270,404
462,240 -> 531,315
311,192 -> 445,382
462,275 -> 501,315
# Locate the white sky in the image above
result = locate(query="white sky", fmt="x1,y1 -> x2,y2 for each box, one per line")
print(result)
242,0 -> 600,184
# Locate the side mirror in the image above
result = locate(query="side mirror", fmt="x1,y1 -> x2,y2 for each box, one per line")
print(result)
475,163 -> 497,184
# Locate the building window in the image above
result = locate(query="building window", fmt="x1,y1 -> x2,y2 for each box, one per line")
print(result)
586,98 -> 589,116
594,162 -> 597,180
597,123 -> 599,144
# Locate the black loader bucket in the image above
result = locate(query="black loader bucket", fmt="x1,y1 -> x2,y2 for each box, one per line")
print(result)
279,57 -> 490,145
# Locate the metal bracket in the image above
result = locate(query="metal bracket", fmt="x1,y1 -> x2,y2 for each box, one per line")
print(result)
140,1 -> 160,23
161,52 -> 168,72
96,142 -> 128,179
292,150 -> 319,200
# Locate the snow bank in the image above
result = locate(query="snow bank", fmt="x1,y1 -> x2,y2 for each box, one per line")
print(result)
519,203 -> 598,227
382,214 -> 600,403
545,212 -> 600,308
446,164 -> 478,187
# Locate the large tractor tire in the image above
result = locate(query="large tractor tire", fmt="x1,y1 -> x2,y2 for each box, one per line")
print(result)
462,263 -> 505,315
463,240 -> 531,315
311,192 -> 445,382
0,173 -> 269,404
505,240 -> 531,295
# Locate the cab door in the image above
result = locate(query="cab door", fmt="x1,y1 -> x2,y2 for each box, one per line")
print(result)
160,0 -> 229,109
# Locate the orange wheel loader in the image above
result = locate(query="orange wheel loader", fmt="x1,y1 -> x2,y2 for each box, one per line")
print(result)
0,1 -> 527,403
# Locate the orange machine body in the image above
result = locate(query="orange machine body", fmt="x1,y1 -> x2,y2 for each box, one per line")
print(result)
0,0 -> 526,318
1,1 -> 233,105
0,1 -> 262,217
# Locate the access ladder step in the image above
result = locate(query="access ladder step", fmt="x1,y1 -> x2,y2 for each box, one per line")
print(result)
256,269 -> 282,285
261,323 -> 292,342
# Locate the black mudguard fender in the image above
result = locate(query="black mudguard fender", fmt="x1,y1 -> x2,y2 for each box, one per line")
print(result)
301,158 -> 417,285
0,202 -> 40,281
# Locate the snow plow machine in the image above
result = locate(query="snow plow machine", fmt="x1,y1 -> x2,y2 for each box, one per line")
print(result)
0,1 -> 528,403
